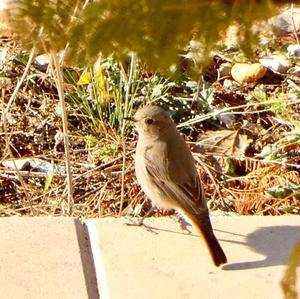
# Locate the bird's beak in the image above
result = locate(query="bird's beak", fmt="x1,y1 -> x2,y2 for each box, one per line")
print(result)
124,116 -> 136,122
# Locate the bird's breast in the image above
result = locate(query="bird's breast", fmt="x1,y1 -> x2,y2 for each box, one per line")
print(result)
134,143 -> 174,210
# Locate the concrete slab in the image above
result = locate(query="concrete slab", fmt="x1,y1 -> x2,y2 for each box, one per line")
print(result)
87,216 -> 300,299
0,217 -> 99,299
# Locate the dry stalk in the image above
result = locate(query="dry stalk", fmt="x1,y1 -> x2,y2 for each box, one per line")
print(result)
228,165 -> 300,215
177,99 -> 300,128
119,52 -> 135,216
214,155 -> 300,172
1,50 -> 35,214
192,76 -> 203,109
290,3 -> 300,46
72,149 -> 134,182
4,48 -> 35,114
194,155 -> 226,208
50,52 -> 74,215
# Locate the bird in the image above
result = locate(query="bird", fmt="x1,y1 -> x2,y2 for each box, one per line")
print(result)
126,105 -> 227,267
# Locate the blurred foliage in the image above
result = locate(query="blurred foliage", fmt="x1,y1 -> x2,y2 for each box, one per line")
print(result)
9,0 -> 81,50
7,0 -> 278,72
281,241 -> 300,299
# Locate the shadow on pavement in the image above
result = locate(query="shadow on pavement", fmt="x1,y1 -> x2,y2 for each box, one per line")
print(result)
74,220 -> 100,299
223,225 -> 300,270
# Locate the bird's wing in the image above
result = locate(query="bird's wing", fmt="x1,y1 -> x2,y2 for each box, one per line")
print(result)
143,144 -> 206,213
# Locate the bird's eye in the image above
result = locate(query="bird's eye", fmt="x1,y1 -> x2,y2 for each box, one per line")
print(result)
145,118 -> 154,125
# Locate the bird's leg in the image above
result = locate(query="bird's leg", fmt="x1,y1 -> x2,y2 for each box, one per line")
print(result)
124,206 -> 157,233
172,212 -> 193,234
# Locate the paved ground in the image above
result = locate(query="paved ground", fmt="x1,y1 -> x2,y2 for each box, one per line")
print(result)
0,216 -> 299,298
0,217 -> 98,299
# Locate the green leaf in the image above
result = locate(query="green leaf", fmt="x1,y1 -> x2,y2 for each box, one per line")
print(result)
8,0 -> 276,71
225,158 -> 237,177
266,186 -> 293,199
282,206 -> 299,214
44,173 -> 54,193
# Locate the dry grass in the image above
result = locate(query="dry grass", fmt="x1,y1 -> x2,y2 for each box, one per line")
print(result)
0,34 -> 300,218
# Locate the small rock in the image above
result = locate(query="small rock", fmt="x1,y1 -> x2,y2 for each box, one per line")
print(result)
34,54 -> 50,71
287,44 -> 300,56
216,113 -> 236,129
231,63 -> 266,84
269,7 -> 300,35
2,159 -> 31,170
2,158 -> 64,174
259,54 -> 291,74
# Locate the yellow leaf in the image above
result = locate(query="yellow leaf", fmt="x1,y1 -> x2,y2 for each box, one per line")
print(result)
231,63 -> 266,84
77,70 -> 92,85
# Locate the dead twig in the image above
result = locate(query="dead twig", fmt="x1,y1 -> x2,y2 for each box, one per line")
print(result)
50,52 -> 74,215
119,52 -> 135,216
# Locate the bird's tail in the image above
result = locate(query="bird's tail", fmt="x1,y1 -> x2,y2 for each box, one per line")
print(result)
185,210 -> 227,267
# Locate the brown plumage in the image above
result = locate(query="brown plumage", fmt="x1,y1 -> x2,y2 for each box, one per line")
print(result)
131,105 -> 227,267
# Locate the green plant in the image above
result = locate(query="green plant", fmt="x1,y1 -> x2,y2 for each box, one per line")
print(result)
281,241 -> 300,299
66,55 -> 177,138
8,0 -> 276,72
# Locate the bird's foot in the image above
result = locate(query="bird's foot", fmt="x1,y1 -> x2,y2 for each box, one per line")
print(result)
172,213 -> 192,234
124,217 -> 158,234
